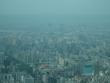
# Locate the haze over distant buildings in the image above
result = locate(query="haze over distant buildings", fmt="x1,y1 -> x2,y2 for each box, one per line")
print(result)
0,0 -> 110,28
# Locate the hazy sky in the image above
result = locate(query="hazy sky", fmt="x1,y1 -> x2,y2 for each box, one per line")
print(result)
0,0 -> 110,15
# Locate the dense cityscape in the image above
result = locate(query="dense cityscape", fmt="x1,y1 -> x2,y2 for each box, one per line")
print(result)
0,24 -> 110,83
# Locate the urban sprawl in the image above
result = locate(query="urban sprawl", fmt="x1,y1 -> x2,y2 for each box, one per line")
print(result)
0,24 -> 110,83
